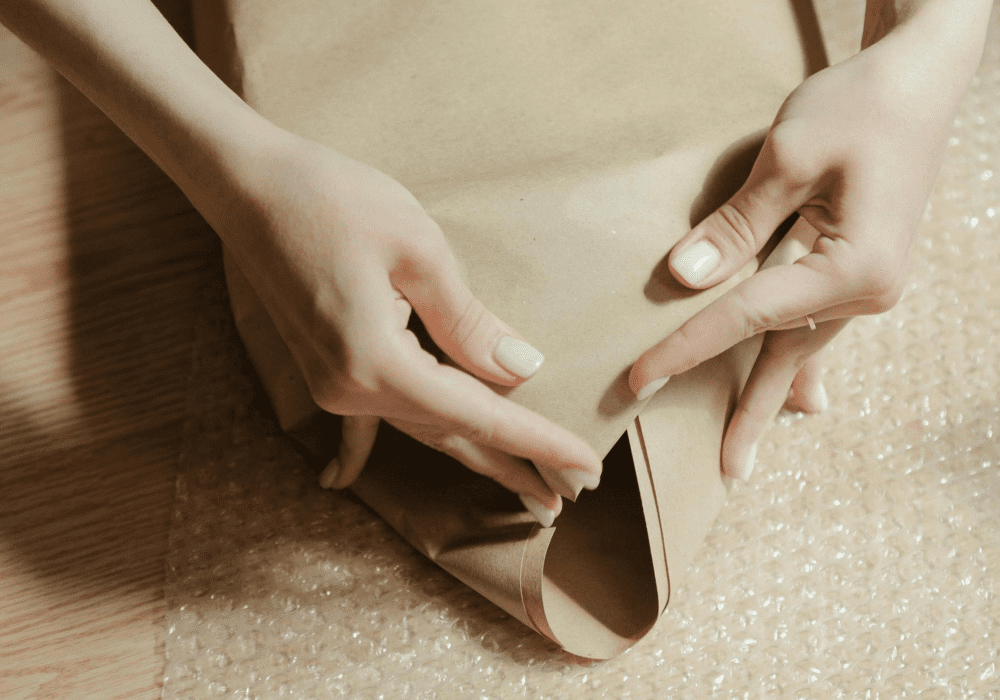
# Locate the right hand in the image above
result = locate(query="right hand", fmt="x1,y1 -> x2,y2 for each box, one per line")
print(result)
202,129 -> 602,522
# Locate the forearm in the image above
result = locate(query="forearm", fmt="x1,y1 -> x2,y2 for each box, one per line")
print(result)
0,0 -> 274,212
863,0 -> 992,63
857,0 -> 993,119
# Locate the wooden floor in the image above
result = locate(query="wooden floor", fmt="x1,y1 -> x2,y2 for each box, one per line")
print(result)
0,3 -> 218,697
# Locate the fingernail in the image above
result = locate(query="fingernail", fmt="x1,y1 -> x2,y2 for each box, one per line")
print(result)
538,465 -> 601,501
673,239 -> 721,286
494,337 -> 545,379
740,442 -> 758,483
814,382 -> 829,412
636,376 -> 670,401
519,494 -> 557,527
319,458 -> 340,489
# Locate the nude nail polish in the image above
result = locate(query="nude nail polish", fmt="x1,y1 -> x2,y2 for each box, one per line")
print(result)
519,494 -> 557,527
740,442 -> 757,483
319,458 -> 340,489
538,465 -> 601,501
494,337 -> 545,379
673,239 -> 721,286
815,382 -> 829,412
636,376 -> 670,401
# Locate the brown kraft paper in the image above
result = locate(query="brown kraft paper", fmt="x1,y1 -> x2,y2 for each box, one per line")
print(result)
192,0 -> 825,658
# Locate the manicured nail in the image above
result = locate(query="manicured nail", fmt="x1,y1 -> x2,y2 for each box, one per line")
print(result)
519,494 -> 557,527
740,442 -> 758,483
494,337 -> 545,379
814,382 -> 829,412
636,376 -> 670,401
673,239 -> 721,286
538,465 -> 601,501
319,458 -> 340,489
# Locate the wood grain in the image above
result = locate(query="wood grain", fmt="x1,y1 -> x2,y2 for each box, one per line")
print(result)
0,2 -> 218,697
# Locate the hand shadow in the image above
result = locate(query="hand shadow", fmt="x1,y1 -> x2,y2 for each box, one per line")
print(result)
0,0 -> 215,679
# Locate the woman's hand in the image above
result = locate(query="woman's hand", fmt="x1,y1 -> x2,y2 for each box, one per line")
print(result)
629,0 -> 991,481
0,0 -> 602,526
208,131 -> 602,523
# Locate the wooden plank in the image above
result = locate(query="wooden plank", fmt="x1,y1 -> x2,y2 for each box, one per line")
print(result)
0,3 -> 218,696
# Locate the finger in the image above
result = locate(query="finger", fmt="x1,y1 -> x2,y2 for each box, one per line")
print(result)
630,241 -> 860,395
376,344 -> 603,495
768,298 -> 878,331
393,240 -> 544,386
668,125 -> 813,289
722,319 -> 848,481
319,415 -> 381,489
386,416 -> 563,518
785,352 -> 828,413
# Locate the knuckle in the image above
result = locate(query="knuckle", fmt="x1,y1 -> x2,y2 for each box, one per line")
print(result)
402,222 -> 449,269
870,281 -> 904,313
415,424 -> 453,453
463,395 -> 500,446
759,332 -> 816,372
306,337 -> 388,413
766,121 -> 817,187
308,377 -> 349,414
715,202 -> 760,254
392,230 -> 451,287
731,285 -> 781,337
391,419 -> 457,457
857,261 -> 905,313
447,295 -> 492,350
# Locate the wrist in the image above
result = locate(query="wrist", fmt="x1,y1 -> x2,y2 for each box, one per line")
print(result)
164,98 -> 285,215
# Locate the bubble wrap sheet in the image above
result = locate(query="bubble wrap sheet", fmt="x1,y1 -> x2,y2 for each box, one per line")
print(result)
163,3 -> 1000,697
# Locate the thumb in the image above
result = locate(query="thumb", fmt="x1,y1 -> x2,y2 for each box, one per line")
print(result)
669,129 -> 809,289
397,249 -> 545,386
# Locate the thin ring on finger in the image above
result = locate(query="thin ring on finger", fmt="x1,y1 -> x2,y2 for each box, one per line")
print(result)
769,297 -> 875,331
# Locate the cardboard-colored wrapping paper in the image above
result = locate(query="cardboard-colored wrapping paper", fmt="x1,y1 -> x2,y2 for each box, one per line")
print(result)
193,0 -> 825,659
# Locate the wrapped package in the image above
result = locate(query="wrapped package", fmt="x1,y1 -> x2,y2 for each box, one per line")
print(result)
193,0 -> 825,658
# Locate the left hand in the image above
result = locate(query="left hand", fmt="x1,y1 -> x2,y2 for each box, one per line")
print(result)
629,9 -> 987,481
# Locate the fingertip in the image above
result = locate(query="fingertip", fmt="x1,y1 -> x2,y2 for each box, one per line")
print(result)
670,238 -> 722,288
804,380 -> 829,413
738,442 -> 757,483
536,463 -> 601,502
519,492 -> 562,527
814,382 -> 829,412
789,380 -> 828,413
636,376 -> 670,401
628,356 -> 654,396
628,363 -> 644,396
415,285 -> 542,386
493,336 -> 545,381
319,458 -> 340,489
790,355 -> 829,413
629,345 -> 674,400
722,438 -> 758,483
721,439 -> 739,481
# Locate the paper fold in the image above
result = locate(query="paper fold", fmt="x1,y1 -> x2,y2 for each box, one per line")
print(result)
193,0 -> 823,658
